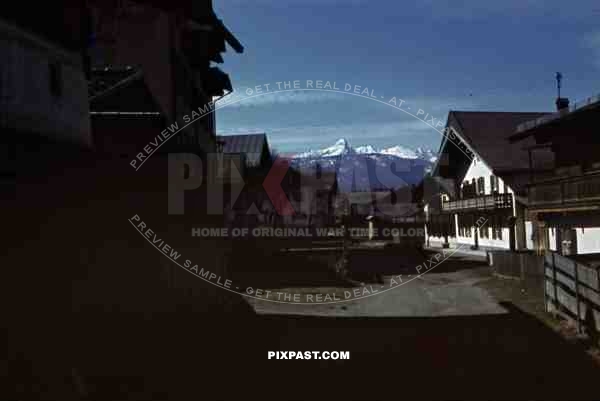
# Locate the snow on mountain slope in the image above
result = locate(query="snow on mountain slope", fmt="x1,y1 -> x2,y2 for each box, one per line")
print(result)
290,139 -> 438,192
294,139 -> 436,162
355,145 -> 376,154
379,145 -> 418,159
319,138 -> 353,157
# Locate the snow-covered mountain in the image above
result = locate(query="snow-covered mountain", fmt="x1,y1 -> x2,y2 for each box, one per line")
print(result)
295,139 -> 437,161
379,146 -> 418,159
290,138 -> 438,192
295,138 -> 354,158
415,147 -> 439,163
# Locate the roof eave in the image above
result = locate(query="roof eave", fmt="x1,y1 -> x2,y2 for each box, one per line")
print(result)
217,19 -> 244,53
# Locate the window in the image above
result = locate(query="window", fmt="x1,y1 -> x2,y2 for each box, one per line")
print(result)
462,180 -> 476,198
479,224 -> 489,239
458,216 -> 471,237
490,175 -> 498,193
491,216 -> 503,240
49,62 -> 62,97
477,177 -> 485,195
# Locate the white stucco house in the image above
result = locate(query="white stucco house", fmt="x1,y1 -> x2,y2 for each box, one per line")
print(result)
424,111 -> 554,252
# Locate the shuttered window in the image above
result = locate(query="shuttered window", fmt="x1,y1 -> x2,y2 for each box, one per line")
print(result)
477,177 -> 485,195
490,175 -> 498,193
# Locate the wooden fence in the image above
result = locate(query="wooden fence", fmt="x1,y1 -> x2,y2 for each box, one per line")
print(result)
489,250 -> 544,283
544,251 -> 600,334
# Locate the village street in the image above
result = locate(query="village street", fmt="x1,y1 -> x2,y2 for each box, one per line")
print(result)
219,247 -> 600,400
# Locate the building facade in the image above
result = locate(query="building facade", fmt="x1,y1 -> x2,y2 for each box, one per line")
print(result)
3,3 -> 251,399
509,94 -> 600,255
0,2 -> 92,174
425,111 -> 554,251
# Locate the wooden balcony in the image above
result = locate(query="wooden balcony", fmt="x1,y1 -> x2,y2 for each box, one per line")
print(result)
442,193 -> 513,213
528,170 -> 600,209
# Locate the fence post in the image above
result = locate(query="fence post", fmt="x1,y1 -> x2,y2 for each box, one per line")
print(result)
552,252 -> 558,314
574,259 -> 582,334
543,253 -> 547,313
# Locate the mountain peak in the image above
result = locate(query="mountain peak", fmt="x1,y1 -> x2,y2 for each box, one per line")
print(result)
319,138 -> 353,157
293,139 -> 437,163
291,139 -> 438,192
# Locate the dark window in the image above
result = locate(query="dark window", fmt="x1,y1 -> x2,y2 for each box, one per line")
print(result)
491,216 -> 503,240
458,216 -> 471,237
463,180 -> 476,198
49,62 -> 62,97
490,175 -> 497,193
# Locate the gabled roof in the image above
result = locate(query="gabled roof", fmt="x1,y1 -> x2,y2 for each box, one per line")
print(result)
431,111 -> 555,198
449,111 -> 550,172
217,133 -> 269,167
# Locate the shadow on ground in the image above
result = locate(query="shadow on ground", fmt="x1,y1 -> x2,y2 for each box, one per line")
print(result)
6,155 -> 596,400
230,242 -> 488,289
248,302 -> 600,400
70,301 -> 600,400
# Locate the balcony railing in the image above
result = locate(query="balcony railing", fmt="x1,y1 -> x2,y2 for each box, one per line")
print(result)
442,193 -> 513,213
528,171 -> 600,207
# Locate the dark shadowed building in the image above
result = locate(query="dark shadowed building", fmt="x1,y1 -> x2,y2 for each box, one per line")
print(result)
217,133 -> 272,169
509,94 -> 600,255
1,2 -> 259,399
215,133 -> 273,224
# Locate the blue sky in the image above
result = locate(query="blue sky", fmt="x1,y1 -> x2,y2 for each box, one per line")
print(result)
213,0 -> 600,154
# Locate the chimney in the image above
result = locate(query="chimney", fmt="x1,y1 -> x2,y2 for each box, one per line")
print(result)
554,72 -> 569,113
556,97 -> 569,113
